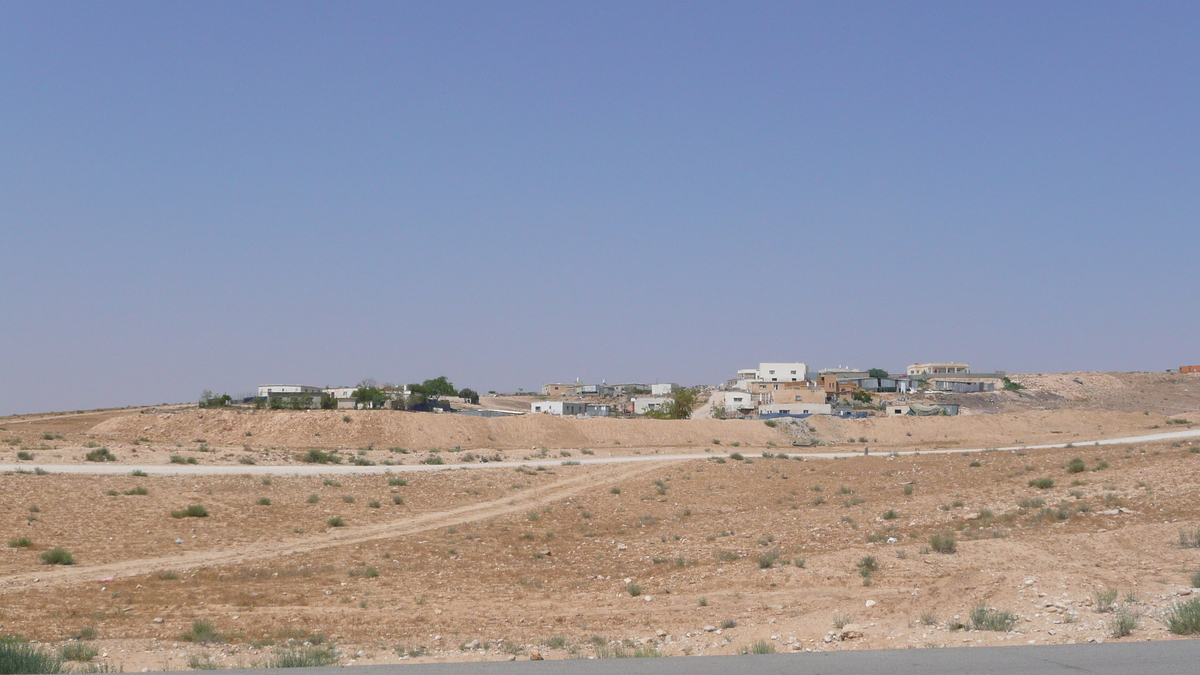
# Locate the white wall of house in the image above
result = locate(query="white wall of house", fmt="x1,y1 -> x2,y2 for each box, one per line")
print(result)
711,391 -> 755,411
650,383 -> 678,396
324,387 -> 357,400
631,397 -> 671,414
257,385 -> 322,398
757,363 -> 807,382
530,401 -> 587,415
759,403 -> 831,416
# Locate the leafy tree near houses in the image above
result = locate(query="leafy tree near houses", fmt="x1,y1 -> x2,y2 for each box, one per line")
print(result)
643,388 -> 698,420
199,391 -> 232,408
668,387 -> 698,419
352,383 -> 389,409
409,376 -> 458,401
458,388 -> 480,405
852,390 -> 873,403
868,368 -> 889,379
320,393 -> 338,409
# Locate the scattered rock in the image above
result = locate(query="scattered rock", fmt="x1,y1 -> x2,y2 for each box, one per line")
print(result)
529,649 -> 543,661
865,600 -> 876,608
704,625 -> 716,632
152,618 -> 163,624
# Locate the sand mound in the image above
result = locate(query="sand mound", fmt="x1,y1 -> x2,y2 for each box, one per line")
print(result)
89,408 -> 790,450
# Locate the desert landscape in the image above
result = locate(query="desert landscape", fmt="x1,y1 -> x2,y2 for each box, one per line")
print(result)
2,372 -> 1199,670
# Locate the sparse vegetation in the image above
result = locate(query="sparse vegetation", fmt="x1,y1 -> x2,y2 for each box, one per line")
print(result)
1164,598 -> 1200,634
0,635 -> 64,673
1028,477 -> 1055,489
40,548 -> 74,565
180,620 -> 223,644
1110,609 -> 1138,637
60,643 -> 98,662
970,605 -> 1017,631
171,504 -> 208,518
742,640 -> 776,654
85,447 -> 116,462
327,517 -> 346,527
929,532 -> 956,554
1095,589 -> 1118,613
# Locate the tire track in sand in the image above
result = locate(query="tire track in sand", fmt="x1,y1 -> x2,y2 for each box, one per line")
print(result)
0,460 -> 681,588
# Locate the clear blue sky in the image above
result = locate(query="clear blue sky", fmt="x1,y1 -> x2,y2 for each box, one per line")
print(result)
2,2 -> 1198,415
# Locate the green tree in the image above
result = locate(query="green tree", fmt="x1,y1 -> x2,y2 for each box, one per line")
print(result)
868,368 -> 889,379
320,393 -> 338,409
410,376 -> 457,401
852,390 -> 873,403
199,391 -> 232,408
644,388 -> 698,419
352,382 -> 388,409
458,388 -> 480,405
667,387 -> 697,419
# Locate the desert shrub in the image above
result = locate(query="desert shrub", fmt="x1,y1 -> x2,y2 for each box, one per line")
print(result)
131,470 -> 148,477
970,605 -> 1017,631
342,415 -> 352,423
60,643 -> 98,662
1191,569 -> 1200,588
257,498 -> 271,506
9,538 -> 32,548
187,654 -> 220,670
1066,457 -> 1086,473
1028,477 -> 1055,489
238,456 -> 256,465
85,448 -> 116,462
1179,529 -> 1200,548
16,451 -> 33,461
368,501 -> 381,508
882,509 -> 898,520
348,566 -> 379,578
124,486 -> 149,496
742,640 -> 776,654
729,452 -> 744,461
327,517 -> 345,527
303,449 -> 340,464
350,456 -> 375,466
341,495 -> 355,503
626,583 -> 643,596
1017,497 -> 1045,509
40,548 -> 74,565
929,532 -> 956,554
392,495 -> 404,505
387,477 -> 407,486
72,626 -> 97,641
610,487 -> 621,495
757,550 -> 780,569
903,484 -> 914,495
421,456 -> 445,465
306,494 -> 319,504
0,635 -> 64,674
920,610 -> 937,626
180,620 -> 222,644
764,420 -> 777,428
171,504 -> 208,518
1111,609 -> 1138,637
169,455 -> 198,464
837,486 -> 853,495
1095,589 -> 1118,613
1164,598 -> 1200,634
969,460 -> 981,467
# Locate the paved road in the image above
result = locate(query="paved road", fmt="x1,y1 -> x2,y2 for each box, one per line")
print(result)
2,428 -> 1198,476
145,640 -> 1200,675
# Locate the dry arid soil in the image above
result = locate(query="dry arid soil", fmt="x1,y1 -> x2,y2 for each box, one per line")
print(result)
1,372 -> 1199,670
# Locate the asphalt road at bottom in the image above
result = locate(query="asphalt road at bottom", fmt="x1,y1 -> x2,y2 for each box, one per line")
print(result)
150,641 -> 1200,675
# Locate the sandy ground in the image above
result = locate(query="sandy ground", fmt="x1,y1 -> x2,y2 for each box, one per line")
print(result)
1,372 -> 1199,670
